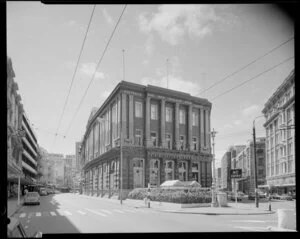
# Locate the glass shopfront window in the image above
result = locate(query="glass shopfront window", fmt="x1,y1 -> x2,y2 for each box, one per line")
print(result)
178,161 -> 188,181
191,162 -> 199,182
150,159 -> 160,187
133,158 -> 144,188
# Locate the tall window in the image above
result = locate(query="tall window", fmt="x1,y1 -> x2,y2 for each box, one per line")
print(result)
178,161 -> 188,181
166,107 -> 172,122
135,101 -> 143,118
135,129 -> 142,146
164,160 -> 174,180
192,111 -> 198,126
94,123 -> 99,157
179,109 -> 185,124
151,132 -> 157,147
192,137 -> 197,151
112,103 -> 117,146
88,130 -> 93,161
180,135 -> 185,150
166,134 -> 171,149
151,104 -> 158,120
117,98 -> 120,138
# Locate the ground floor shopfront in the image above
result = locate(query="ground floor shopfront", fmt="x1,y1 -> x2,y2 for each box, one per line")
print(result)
260,173 -> 296,195
82,147 -> 213,198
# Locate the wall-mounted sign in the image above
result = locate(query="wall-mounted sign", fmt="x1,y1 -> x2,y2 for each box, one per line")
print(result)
230,169 -> 242,179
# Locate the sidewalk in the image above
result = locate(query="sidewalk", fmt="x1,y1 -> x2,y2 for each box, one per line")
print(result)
78,194 -> 275,215
7,196 -> 24,218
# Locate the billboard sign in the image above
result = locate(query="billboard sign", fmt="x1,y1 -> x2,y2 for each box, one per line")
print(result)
230,169 -> 242,179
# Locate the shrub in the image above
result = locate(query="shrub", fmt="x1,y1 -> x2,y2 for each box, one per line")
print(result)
127,187 -> 212,204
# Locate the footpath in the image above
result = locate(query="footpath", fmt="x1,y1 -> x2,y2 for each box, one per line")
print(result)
7,196 -> 24,218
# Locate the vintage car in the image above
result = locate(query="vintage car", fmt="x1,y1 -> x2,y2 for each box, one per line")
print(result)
280,194 -> 293,201
7,217 -> 42,238
24,192 -> 40,205
39,188 -> 48,196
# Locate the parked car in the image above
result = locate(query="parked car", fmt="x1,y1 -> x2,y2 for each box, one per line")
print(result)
24,192 -> 40,205
248,192 -> 256,200
228,192 -> 243,201
39,188 -> 47,196
270,193 -> 281,200
45,188 -> 53,194
7,217 -> 42,238
54,190 -> 61,194
280,194 -> 293,201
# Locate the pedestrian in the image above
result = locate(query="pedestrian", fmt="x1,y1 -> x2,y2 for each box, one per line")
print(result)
24,187 -> 28,195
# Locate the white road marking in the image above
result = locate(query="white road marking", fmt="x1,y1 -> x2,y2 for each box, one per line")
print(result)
36,212 -> 41,217
77,210 -> 86,215
85,208 -> 107,217
123,209 -> 137,213
19,213 -> 26,218
230,220 -> 276,223
113,209 -> 125,214
64,211 -> 72,216
50,212 -> 57,216
99,209 -> 112,214
234,226 -> 269,232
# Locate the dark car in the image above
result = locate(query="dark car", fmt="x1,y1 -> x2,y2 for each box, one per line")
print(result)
270,193 -> 281,200
280,194 -> 293,201
39,188 -> 48,196
248,192 -> 256,200
7,217 -> 42,238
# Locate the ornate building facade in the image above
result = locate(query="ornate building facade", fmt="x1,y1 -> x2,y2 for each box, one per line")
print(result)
81,81 -> 213,198
7,56 -> 25,197
262,70 -> 295,195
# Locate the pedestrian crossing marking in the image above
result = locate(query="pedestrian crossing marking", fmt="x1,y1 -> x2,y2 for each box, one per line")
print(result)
99,209 -> 112,214
19,213 -> 26,218
113,209 -> 125,213
36,212 -> 41,217
123,209 -> 136,213
50,212 -> 57,216
85,208 -> 107,217
77,210 -> 86,215
64,211 -> 72,216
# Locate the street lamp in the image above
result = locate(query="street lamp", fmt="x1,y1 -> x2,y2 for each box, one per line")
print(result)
211,129 -> 217,207
253,115 -> 264,208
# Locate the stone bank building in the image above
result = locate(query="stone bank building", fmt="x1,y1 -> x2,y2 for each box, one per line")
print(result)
81,81 -> 213,197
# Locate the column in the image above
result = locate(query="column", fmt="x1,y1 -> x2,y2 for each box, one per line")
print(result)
121,92 -> 127,140
206,109 -> 211,152
200,108 -> 205,150
145,95 -> 151,147
129,94 -> 134,142
188,104 -> 193,151
160,99 -> 166,147
174,102 -> 180,150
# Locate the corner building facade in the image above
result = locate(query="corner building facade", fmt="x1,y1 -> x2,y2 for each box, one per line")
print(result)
81,81 -> 213,197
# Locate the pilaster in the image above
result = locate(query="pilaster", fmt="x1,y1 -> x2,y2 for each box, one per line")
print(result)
205,109 -> 210,151
129,94 -> 134,141
121,92 -> 127,139
174,102 -> 180,150
200,108 -> 205,150
160,99 -> 166,148
188,104 -> 193,151
145,95 -> 151,147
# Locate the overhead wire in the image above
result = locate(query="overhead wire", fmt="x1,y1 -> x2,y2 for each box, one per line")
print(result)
211,56 -> 294,101
197,36 -> 294,96
64,4 -> 127,137
51,5 -> 97,150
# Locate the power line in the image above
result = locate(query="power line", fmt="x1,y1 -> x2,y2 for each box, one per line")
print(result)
197,36 -> 294,95
64,4 -> 127,137
52,5 -> 96,149
211,56 -> 294,101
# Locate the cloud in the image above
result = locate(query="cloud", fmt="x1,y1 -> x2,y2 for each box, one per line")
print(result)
145,34 -> 154,56
242,105 -> 259,116
138,5 -> 223,45
102,8 -> 114,25
79,62 -> 105,79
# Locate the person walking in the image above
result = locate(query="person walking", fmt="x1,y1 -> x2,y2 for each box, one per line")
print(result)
24,187 -> 28,195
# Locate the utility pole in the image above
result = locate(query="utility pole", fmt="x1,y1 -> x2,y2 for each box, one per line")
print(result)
211,128 -> 217,207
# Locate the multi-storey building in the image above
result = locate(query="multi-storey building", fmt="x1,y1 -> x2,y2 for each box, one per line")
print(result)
262,70 -> 295,195
81,81 -> 213,198
75,142 -> 81,170
216,167 -> 222,190
220,145 -> 245,191
235,138 -> 266,194
21,110 -> 39,185
47,153 -> 65,186
7,56 -> 26,197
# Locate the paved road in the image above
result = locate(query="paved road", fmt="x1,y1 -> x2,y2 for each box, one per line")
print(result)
13,193 -> 295,233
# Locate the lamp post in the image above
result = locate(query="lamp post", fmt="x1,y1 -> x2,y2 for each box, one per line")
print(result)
253,115 -> 264,208
211,129 -> 217,207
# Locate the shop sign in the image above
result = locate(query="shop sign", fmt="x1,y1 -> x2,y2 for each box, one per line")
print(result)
230,169 -> 242,179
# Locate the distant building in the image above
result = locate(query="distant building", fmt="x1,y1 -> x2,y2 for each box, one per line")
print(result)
221,145 -> 246,191
47,153 -> 65,186
235,138 -> 266,194
262,70 -> 295,195
216,167 -> 222,190
75,142 -> 81,170
81,81 -> 213,197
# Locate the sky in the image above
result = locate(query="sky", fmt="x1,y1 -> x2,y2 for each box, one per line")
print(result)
7,3 -> 294,167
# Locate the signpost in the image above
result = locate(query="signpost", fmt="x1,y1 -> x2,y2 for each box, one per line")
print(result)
230,169 -> 242,206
